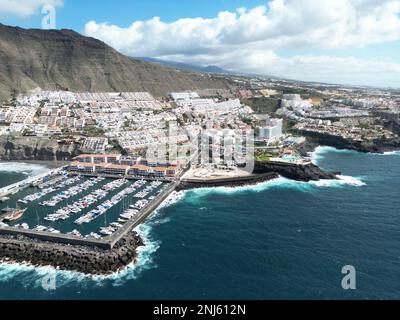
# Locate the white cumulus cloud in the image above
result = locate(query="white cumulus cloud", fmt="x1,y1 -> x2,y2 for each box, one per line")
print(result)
0,0 -> 63,18
81,0 -> 399,87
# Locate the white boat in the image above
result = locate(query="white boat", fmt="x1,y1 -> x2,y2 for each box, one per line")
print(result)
20,223 -> 29,230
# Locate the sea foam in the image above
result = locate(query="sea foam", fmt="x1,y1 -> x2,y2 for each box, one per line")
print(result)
0,150 -> 367,288
186,174 -> 365,200
381,151 -> 400,156
0,218 -> 162,289
0,162 -> 49,176
310,146 -> 357,165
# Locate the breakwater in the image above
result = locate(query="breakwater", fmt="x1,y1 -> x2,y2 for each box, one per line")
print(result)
177,172 -> 279,191
0,178 -> 178,274
0,159 -> 337,274
0,231 -> 144,275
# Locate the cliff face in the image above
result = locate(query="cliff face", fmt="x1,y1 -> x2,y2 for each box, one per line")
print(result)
0,23 -> 234,100
254,161 -> 338,181
0,136 -> 79,161
298,130 -> 400,154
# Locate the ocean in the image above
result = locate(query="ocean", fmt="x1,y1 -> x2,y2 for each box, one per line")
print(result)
0,147 -> 399,300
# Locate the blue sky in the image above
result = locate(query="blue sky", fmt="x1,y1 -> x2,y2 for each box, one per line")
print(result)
1,0 -> 267,30
1,0 -> 400,88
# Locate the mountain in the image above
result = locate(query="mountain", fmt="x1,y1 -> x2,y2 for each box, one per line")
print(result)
139,57 -> 232,75
0,24 -> 235,100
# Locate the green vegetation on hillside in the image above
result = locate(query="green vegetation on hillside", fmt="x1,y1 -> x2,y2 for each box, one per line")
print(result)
242,97 -> 280,115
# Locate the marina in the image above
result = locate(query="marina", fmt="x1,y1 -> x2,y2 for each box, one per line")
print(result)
0,168 -> 177,248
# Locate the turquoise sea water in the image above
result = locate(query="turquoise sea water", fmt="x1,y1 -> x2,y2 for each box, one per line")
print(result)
0,147 -> 400,299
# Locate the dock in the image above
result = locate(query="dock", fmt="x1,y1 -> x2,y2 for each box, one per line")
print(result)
0,156 -> 190,249
0,174 -> 181,249
0,166 -> 66,198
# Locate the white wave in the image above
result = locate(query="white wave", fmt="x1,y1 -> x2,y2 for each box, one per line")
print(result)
188,175 -> 365,200
381,151 -> 400,156
158,191 -> 186,209
0,162 -> 49,176
0,218 -> 162,289
310,175 -> 366,188
310,146 -> 357,165
90,222 -> 161,286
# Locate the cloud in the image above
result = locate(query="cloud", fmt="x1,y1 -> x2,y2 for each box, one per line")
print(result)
83,0 -> 400,87
163,50 -> 400,87
0,0 -> 64,18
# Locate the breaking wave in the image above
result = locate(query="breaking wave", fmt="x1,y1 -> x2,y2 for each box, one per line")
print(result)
0,162 -> 49,176
187,175 -> 365,200
310,146 -> 357,165
0,149 -> 367,290
0,219 -> 162,290
381,151 -> 400,156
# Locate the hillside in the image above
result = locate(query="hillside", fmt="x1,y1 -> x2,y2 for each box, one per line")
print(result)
0,24 -> 234,100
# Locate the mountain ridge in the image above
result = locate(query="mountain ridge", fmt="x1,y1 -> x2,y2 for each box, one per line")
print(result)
0,24 -> 235,100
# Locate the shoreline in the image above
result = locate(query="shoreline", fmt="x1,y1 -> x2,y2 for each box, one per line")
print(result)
0,231 -> 144,276
297,130 -> 400,155
0,145 -> 358,275
0,160 -> 68,169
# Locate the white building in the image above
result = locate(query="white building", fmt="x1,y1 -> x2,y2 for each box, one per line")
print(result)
259,118 -> 283,140
170,92 -> 200,101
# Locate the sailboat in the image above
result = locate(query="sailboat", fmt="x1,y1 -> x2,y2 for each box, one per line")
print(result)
3,203 -> 26,222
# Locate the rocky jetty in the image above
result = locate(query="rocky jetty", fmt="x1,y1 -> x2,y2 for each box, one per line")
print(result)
298,130 -> 400,154
254,161 -> 338,182
0,232 -> 144,275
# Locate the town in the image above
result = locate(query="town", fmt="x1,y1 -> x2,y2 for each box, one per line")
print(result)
0,77 -> 399,272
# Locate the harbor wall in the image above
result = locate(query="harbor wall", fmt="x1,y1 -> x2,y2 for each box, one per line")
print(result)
0,231 -> 144,275
0,227 -> 111,249
108,180 -> 179,248
0,179 -> 179,250
177,172 -> 279,190
0,166 -> 66,197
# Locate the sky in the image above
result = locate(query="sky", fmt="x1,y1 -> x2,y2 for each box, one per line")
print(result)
1,0 -> 400,88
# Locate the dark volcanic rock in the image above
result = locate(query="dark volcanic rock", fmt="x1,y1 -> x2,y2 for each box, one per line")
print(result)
178,161 -> 337,191
0,232 -> 144,275
298,130 -> 400,154
254,161 -> 337,182
177,173 -> 279,191
0,136 -> 79,161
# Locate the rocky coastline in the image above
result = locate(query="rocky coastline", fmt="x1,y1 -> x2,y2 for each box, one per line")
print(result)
178,161 -> 338,191
0,231 -> 144,275
254,161 -> 338,182
0,136 -> 80,161
297,130 -> 400,155
177,172 -> 280,191
0,141 -> 341,275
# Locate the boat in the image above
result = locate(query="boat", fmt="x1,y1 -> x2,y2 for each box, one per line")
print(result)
0,197 -> 10,203
2,207 -> 27,222
20,223 -> 29,230
68,229 -> 83,237
34,225 -> 48,232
